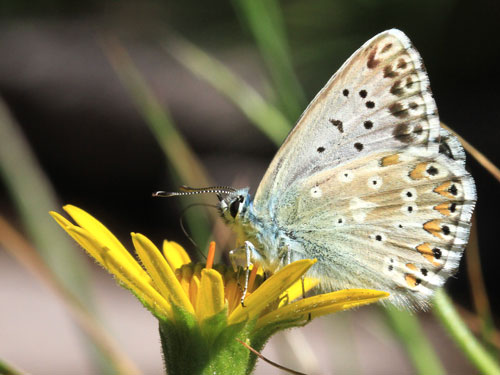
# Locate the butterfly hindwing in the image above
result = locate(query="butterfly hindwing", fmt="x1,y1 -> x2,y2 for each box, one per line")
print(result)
275,147 -> 475,308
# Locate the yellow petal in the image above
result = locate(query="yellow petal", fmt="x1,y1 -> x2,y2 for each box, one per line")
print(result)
279,277 -> 320,308
228,259 -> 316,325
68,226 -> 172,319
50,211 -> 105,265
180,266 -> 192,296
63,205 -> 147,278
163,240 -> 191,270
257,289 -> 389,329
189,275 -> 200,309
132,233 -> 194,315
196,269 -> 225,322
224,278 -> 240,314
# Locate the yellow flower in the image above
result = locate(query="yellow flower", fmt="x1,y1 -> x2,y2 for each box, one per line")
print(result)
50,205 -> 389,374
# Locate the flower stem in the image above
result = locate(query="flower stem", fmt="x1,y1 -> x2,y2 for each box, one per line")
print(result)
433,289 -> 500,375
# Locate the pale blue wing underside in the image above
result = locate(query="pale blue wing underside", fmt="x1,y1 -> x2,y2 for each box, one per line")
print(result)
254,29 -> 440,210
250,29 -> 476,308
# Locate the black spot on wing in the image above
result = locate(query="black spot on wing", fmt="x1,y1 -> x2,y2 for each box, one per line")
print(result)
397,58 -> 408,70
427,166 -> 439,175
329,119 -> 344,133
439,141 -> 455,159
432,248 -> 442,259
393,123 -> 413,143
406,77 -> 414,88
449,184 -> 458,196
381,43 -> 393,53
390,80 -> 405,96
354,142 -> 364,151
389,103 -> 409,118
384,65 -> 398,78
367,48 -> 379,69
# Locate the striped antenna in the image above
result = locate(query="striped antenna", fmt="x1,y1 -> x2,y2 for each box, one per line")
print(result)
153,185 -> 236,198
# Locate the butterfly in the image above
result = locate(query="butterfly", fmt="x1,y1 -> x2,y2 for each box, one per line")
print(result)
158,29 -> 476,310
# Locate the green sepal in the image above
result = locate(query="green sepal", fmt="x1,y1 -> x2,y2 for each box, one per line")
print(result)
203,318 -> 254,375
159,304 -> 206,375
159,304 -> 267,375
199,306 -> 229,347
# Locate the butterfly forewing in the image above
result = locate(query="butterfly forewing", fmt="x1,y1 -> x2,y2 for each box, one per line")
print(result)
251,29 -> 476,308
254,29 -> 440,210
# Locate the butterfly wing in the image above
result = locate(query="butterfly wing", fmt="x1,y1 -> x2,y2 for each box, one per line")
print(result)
276,146 -> 475,309
254,29 -> 440,210
251,29 -> 476,308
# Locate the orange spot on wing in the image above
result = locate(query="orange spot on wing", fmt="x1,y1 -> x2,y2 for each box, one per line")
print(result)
410,162 -> 428,179
381,154 -> 399,166
434,202 -> 451,216
406,263 -> 418,271
405,273 -> 420,288
416,243 -> 440,266
423,219 -> 442,238
434,181 -> 455,199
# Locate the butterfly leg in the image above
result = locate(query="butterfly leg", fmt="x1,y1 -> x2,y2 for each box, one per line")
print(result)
229,241 -> 261,306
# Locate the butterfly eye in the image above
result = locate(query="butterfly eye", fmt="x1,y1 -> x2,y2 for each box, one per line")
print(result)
229,196 -> 244,218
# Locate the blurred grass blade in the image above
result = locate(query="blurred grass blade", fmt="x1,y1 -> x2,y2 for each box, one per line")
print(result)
433,289 -> 500,375
0,215 -> 140,375
385,307 -> 445,375
101,38 -> 214,249
102,38 -> 212,189
0,99 -> 93,305
456,306 -> 500,351
0,99 -> 118,374
164,34 -> 292,147
232,0 -> 306,120
0,359 -> 23,375
466,215 -> 496,351
441,122 -> 500,183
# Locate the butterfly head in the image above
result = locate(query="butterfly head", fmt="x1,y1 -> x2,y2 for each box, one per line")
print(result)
217,188 -> 251,224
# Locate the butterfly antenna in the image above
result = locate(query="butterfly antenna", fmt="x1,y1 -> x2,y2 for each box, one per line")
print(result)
153,185 -> 236,197
178,202 -> 218,260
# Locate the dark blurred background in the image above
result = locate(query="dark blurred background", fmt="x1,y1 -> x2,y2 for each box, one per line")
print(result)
1,0 -> 499,374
